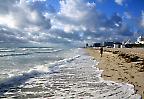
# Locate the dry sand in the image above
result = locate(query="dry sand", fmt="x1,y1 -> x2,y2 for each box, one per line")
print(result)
86,48 -> 144,98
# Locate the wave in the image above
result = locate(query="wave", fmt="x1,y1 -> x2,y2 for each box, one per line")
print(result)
0,54 -> 81,96
0,50 -> 15,52
0,49 -> 63,57
0,53 -> 33,57
19,47 -> 53,49
0,68 -> 48,95
35,49 -> 63,53
49,55 -> 80,67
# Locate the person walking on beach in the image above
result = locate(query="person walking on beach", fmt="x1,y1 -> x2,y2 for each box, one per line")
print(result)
100,47 -> 103,57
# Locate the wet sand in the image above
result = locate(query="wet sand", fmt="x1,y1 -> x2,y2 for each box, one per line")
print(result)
86,48 -> 144,98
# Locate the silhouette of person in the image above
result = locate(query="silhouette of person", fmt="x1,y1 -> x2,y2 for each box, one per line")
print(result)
100,47 -> 103,57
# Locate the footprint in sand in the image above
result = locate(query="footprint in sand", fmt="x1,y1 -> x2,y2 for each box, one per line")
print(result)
130,75 -> 134,78
124,71 -> 128,74
111,69 -> 115,71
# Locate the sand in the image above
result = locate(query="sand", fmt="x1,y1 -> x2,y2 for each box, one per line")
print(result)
86,48 -> 144,98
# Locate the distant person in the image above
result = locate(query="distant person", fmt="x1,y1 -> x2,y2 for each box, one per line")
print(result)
100,47 -> 103,57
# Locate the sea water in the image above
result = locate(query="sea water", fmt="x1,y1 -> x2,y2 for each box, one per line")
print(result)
0,47 -> 141,98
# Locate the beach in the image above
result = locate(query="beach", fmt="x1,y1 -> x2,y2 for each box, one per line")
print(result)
86,48 -> 144,98
0,48 -> 141,98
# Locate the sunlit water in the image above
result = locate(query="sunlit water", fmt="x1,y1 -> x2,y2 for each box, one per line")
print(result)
0,47 -> 141,98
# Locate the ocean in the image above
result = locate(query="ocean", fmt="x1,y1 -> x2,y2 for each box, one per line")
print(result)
0,47 -> 141,98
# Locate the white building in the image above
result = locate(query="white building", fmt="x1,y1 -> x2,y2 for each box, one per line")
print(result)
113,42 -> 122,48
136,36 -> 144,44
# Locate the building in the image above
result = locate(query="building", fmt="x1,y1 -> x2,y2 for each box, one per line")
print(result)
93,43 -> 101,47
103,42 -> 114,48
113,42 -> 122,48
136,36 -> 144,44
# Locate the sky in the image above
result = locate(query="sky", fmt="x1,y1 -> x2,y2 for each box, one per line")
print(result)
0,0 -> 144,47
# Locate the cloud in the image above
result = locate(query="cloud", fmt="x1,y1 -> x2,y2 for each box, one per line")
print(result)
115,0 -> 124,5
0,0 -> 18,14
141,11 -> 144,27
0,0 -> 51,31
0,25 -> 28,43
117,25 -> 133,36
105,13 -> 122,28
124,12 -> 132,19
0,0 -> 138,46
47,0 -> 109,35
51,0 -> 102,32
28,0 -> 133,44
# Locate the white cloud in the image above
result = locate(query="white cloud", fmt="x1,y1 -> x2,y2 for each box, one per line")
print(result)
31,0 -> 129,44
0,0 -> 136,46
0,0 -> 51,31
0,15 -> 17,28
50,0 -> 100,33
124,12 -> 132,19
31,0 -> 46,2
115,0 -> 124,5
99,27 -> 106,31
141,11 -> 144,27
0,0 -> 52,44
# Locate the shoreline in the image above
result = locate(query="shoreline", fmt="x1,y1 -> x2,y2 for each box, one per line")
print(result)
86,48 -> 144,98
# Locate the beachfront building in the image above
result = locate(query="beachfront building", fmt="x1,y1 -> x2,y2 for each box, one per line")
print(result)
103,42 -> 114,48
113,42 -> 122,48
93,43 -> 101,47
136,36 -> 144,44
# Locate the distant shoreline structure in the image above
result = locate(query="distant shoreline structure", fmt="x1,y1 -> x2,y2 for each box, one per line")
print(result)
85,36 -> 144,48
136,36 -> 144,44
